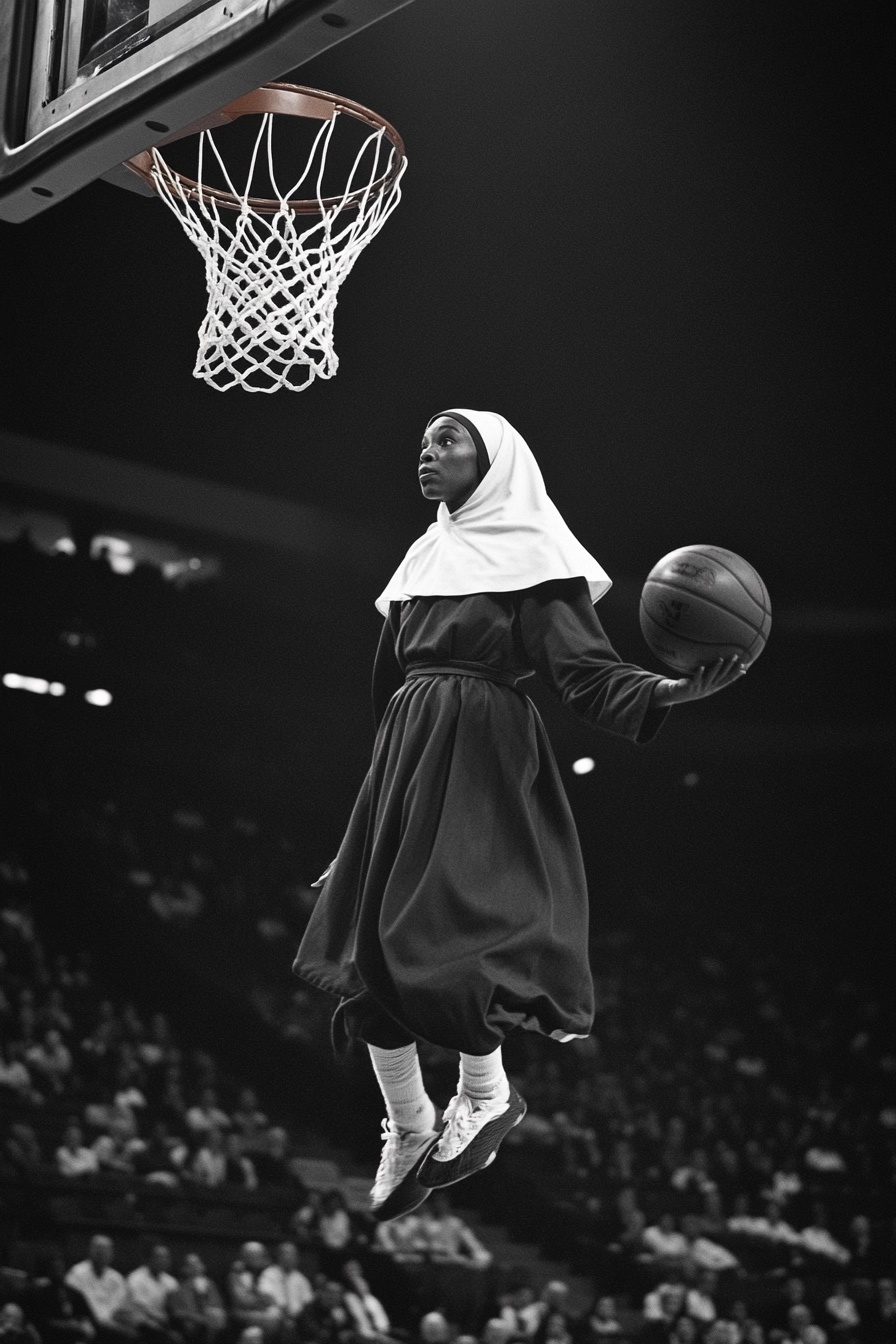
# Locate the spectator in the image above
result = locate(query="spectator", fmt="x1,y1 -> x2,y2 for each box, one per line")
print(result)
521,1284 -> 574,1338
372,1213 -> 427,1265
694,1191 -> 730,1245
125,1247 -> 180,1343
702,1325 -> 739,1344
84,1094 -> 132,1136
800,1208 -> 851,1267
641,1281 -> 687,1342
93,1117 -> 146,1177
341,1261 -> 396,1341
231,1090 -> 269,1153
670,1149 -> 718,1199
480,1324 -> 515,1344
767,1280 -> 810,1335
158,1073 -> 189,1133
781,1306 -> 821,1344
190,1130 -> 227,1187
612,1188 -> 648,1265
185,1089 -> 231,1138
684,1270 -> 718,1329
845,1216 -> 888,1279
551,1107 -> 602,1178
25,1030 -> 73,1095
0,1303 -> 42,1344
80,1003 -> 122,1067
167,1257 -> 226,1344
823,1285 -> 860,1339
495,1283 -> 536,1336
256,1244 -> 313,1328
721,1302 -> 752,1340
315,1190 -> 359,1277
65,1236 -> 136,1343
227,1245 -> 282,1342
221,1133 -> 258,1190
37,988 -> 74,1036
679,1217 -> 739,1273
665,1321 -> 698,1344
134,1123 -> 188,1186
15,990 -> 39,1048
300,1281 -> 355,1344
289,1191 -> 323,1251
579,1297 -> 626,1340
148,876 -> 203,925
641,1216 -> 689,1265
416,1192 -> 493,1268
56,1124 -> 100,1179
111,1061 -> 148,1119
417,1314 -> 451,1344
0,1042 -> 42,1105
535,1314 -> 573,1344
135,1015 -> 176,1074
867,1279 -> 896,1344
1,1121 -> 43,1177
52,952 -> 93,995
252,1128 -> 295,1189
29,1254 -> 96,1344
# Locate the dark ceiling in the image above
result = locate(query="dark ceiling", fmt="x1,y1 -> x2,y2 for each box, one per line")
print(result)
0,0 -> 891,611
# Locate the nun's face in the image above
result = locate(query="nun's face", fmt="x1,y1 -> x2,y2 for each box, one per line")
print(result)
419,416 -> 480,513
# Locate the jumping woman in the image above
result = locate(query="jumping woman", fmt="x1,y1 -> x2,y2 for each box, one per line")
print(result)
293,409 -> 744,1221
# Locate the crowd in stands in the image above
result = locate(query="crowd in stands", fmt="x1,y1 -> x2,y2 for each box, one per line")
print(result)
2,758 -> 895,1344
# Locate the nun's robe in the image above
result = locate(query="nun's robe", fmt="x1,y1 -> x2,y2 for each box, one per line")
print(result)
293,576 -> 667,1054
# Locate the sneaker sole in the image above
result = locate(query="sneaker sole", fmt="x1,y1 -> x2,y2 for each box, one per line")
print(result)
417,1089 -> 526,1189
370,1130 -> 443,1223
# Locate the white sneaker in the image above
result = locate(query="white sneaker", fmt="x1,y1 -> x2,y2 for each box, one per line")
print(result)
370,1118 -> 442,1222
418,1085 -> 526,1188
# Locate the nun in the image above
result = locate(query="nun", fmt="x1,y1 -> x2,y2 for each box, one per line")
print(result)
293,409 -> 744,1220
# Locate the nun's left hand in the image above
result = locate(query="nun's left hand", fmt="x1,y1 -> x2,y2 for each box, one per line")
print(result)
652,655 -> 748,707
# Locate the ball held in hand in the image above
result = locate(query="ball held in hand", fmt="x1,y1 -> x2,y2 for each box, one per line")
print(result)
639,545 -> 771,673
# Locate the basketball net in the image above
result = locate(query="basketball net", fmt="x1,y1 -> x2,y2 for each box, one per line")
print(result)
140,92 -> 406,392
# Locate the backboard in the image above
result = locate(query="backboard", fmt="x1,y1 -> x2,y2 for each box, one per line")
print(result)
0,0 -> 415,222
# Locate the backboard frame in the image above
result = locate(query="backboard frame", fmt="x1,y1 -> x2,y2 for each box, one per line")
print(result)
0,0 -> 415,222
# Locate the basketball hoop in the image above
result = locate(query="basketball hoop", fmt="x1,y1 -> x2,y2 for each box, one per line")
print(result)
124,84 -> 407,393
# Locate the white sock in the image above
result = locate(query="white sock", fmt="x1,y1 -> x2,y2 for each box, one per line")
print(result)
460,1046 -> 510,1106
368,1044 -> 436,1133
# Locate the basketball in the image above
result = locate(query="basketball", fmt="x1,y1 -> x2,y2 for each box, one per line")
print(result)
639,545 -> 771,673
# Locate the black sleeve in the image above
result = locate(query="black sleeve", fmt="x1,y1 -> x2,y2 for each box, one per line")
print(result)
517,576 -> 669,744
371,604 -> 404,730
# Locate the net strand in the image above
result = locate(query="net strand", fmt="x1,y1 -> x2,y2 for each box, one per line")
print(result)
149,110 -> 405,392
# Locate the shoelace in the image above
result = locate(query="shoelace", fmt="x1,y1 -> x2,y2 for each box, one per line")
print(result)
451,1097 -> 482,1144
376,1119 -> 404,1182
376,1118 -> 428,1183
441,1093 -> 501,1154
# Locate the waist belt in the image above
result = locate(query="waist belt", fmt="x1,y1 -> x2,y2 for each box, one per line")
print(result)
404,659 -> 523,689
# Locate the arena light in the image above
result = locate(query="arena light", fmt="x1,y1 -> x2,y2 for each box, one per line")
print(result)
3,673 -> 66,695
84,688 -> 113,707
572,757 -> 595,776
91,535 -> 136,574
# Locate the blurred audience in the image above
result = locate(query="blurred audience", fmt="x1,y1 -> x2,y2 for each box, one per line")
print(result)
2,761 -> 893,1344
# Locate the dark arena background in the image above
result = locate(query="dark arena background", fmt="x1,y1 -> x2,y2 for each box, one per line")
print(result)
1,1 -> 893,1339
